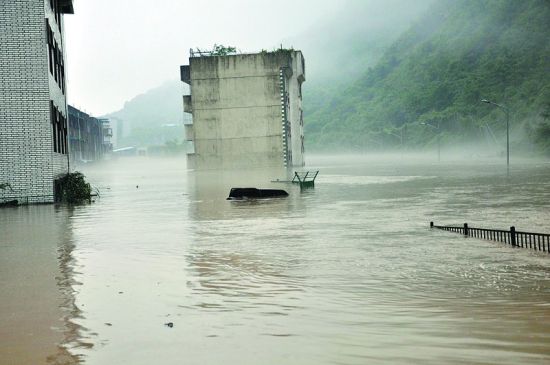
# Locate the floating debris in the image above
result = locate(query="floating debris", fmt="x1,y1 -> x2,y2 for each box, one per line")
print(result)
227,188 -> 288,200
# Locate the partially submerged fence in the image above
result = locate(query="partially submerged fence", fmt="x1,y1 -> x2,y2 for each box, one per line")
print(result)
430,222 -> 550,253
292,171 -> 319,189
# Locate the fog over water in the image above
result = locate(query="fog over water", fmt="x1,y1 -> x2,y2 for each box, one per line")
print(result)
2,0 -> 549,363
2,155 -> 550,364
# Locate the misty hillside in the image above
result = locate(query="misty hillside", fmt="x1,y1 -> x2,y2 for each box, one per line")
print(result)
102,0 -> 550,153
294,0 -> 435,124
104,80 -> 185,146
289,0 -> 434,81
305,0 -> 550,153
101,0 -> 432,148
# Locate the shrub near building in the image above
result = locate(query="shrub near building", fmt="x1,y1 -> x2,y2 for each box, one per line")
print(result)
56,172 -> 92,204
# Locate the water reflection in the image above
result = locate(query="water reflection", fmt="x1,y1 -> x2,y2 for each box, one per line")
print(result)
2,156 -> 550,364
0,205 -> 87,365
185,167 -> 307,327
189,167 -> 295,220
49,206 -> 93,364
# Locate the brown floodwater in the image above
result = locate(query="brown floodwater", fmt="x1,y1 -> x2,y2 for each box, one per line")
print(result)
1,155 -> 550,364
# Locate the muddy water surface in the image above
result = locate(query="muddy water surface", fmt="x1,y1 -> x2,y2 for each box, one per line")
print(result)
1,155 -> 550,364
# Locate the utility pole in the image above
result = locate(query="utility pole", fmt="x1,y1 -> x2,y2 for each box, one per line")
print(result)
481,99 -> 510,174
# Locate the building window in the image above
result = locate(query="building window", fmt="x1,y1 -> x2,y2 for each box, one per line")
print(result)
50,101 -> 67,154
50,0 -> 61,31
60,51 -> 65,94
45,19 -> 65,94
46,20 -> 54,75
53,42 -> 58,83
50,101 -> 57,152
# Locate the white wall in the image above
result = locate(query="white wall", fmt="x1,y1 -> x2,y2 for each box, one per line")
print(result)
0,0 -> 69,203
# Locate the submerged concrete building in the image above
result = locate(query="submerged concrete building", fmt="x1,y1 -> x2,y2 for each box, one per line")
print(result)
0,0 -> 73,204
180,50 -> 306,170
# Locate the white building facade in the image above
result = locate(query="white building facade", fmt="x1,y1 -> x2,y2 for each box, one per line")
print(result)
0,0 -> 73,204
181,50 -> 306,170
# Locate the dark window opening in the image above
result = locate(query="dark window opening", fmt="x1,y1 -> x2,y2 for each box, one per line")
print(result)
62,114 -> 68,154
51,0 -> 61,31
50,101 -> 57,152
45,17 -> 65,94
50,101 -> 67,155
60,53 -> 65,94
54,178 -> 63,202
46,20 -> 54,75
57,110 -> 62,153
53,42 -> 58,83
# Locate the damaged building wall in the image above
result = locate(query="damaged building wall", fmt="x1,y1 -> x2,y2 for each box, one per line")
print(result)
181,51 -> 305,170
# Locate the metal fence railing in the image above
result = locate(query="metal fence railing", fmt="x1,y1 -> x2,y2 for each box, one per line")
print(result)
430,222 -> 550,253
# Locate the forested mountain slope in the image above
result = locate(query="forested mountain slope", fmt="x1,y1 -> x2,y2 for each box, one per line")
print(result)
305,0 -> 550,154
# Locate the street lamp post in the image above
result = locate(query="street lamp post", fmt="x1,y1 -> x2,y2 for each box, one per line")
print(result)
420,122 -> 440,162
481,99 -> 510,173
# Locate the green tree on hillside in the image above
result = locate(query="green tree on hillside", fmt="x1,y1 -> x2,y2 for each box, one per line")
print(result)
304,0 -> 550,154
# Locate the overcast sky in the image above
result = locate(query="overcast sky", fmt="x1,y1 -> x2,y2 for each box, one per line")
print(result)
64,0 -> 341,116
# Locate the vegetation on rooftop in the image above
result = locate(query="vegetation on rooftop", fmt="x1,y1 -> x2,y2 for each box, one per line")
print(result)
211,44 -> 237,56
260,46 -> 295,55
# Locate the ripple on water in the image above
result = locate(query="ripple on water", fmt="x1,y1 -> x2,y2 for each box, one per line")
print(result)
2,157 -> 550,364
